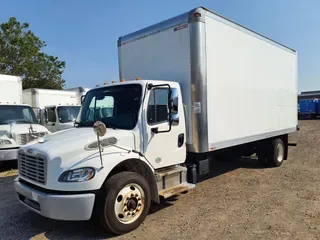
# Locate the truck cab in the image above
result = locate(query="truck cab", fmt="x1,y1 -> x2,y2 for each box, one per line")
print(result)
0,103 -> 49,164
23,88 -> 87,132
42,104 -> 81,132
14,80 -> 189,234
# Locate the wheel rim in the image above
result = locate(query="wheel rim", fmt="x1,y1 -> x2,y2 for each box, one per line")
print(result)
276,143 -> 284,162
114,183 -> 145,224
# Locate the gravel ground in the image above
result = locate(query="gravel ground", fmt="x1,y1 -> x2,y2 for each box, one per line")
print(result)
1,120 -> 320,240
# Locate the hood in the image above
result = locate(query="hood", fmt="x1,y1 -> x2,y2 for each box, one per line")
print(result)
0,123 -> 49,138
23,127 -> 136,167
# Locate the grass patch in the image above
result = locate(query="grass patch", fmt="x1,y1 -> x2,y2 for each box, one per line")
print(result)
5,169 -> 18,177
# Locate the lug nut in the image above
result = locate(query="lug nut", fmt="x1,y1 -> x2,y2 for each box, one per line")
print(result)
127,212 -> 131,216
131,193 -> 134,197
135,194 -> 139,197
124,208 -> 128,212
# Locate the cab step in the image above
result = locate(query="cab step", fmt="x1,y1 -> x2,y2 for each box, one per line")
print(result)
159,182 -> 195,199
155,165 -> 195,199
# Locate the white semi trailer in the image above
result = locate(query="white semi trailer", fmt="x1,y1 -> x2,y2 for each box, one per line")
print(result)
14,7 -> 298,234
0,74 -> 49,165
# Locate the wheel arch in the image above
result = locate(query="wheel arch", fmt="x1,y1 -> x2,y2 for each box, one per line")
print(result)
103,158 -> 160,203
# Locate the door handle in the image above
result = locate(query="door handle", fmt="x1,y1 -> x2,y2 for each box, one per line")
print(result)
178,133 -> 184,148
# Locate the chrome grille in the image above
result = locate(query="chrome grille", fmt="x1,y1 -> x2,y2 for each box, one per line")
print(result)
18,152 -> 47,184
17,132 -> 47,145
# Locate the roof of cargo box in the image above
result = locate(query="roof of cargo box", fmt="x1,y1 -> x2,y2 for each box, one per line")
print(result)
23,88 -> 78,96
0,74 -> 22,82
118,6 -> 296,53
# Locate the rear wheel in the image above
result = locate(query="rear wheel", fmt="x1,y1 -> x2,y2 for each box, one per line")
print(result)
266,138 -> 285,167
97,172 -> 151,235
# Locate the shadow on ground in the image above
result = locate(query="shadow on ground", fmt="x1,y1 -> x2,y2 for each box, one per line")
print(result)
0,160 -> 17,173
197,155 -> 266,182
0,154 -> 278,239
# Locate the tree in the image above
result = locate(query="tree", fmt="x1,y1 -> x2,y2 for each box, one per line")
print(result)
0,17 -> 66,89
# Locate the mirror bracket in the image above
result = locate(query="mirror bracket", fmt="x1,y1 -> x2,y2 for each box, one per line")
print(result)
151,127 -> 158,134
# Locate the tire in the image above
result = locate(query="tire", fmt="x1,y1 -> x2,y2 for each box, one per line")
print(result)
266,138 -> 285,167
96,171 -> 151,235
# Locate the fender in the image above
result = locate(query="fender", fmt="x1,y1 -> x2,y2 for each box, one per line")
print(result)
105,157 -> 159,203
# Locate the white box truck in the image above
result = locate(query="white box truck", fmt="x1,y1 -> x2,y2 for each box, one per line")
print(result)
14,7 -> 298,234
0,74 -> 49,166
22,88 -> 86,132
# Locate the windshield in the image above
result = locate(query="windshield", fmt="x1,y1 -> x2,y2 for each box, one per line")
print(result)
57,106 -> 81,123
76,84 -> 142,130
0,105 -> 38,124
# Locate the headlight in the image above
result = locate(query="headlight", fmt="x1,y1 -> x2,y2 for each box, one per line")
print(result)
0,139 -> 11,145
58,167 -> 95,182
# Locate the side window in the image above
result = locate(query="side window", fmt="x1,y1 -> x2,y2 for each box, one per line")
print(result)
147,88 -> 169,125
22,108 -> 33,121
47,108 -> 56,122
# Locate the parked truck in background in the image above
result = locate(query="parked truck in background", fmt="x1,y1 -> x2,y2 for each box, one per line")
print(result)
298,99 -> 319,119
22,88 -> 88,132
14,7 -> 298,235
0,74 -> 49,166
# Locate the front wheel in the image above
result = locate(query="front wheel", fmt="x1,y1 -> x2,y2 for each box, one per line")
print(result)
97,171 -> 151,235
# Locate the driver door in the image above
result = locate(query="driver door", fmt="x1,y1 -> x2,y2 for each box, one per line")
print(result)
44,107 -> 57,132
142,86 -> 186,169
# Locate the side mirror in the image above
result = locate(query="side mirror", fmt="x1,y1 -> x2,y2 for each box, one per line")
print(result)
169,88 -> 179,126
33,107 -> 41,124
81,95 -> 85,104
93,121 -> 107,137
93,121 -> 107,168
36,109 -> 41,123
44,109 -> 48,124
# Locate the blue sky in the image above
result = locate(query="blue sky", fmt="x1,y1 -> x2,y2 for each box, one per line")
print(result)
1,0 -> 319,92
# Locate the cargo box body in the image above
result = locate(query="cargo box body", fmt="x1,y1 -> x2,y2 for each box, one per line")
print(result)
22,88 -> 80,109
118,7 -> 298,153
0,74 -> 23,104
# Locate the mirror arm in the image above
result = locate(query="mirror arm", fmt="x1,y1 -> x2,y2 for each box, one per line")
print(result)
97,134 -> 104,168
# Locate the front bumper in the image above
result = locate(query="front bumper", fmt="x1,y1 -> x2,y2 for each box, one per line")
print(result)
0,148 -> 19,161
14,178 -> 96,221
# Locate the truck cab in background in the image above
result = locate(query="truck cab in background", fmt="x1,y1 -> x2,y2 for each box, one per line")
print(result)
23,88 -> 89,132
0,74 -> 49,165
43,104 -> 81,132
